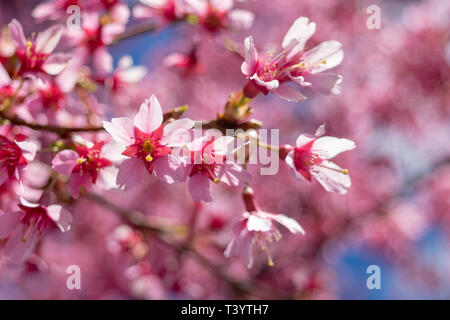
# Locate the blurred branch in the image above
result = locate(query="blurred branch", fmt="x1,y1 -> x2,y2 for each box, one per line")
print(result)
86,192 -> 291,299
111,22 -> 159,45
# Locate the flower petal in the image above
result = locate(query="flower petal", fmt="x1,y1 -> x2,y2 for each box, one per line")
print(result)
282,17 -> 316,59
312,136 -> 356,159
47,205 -> 73,232
134,95 -> 163,133
188,174 -> 213,202
103,117 -> 135,146
51,150 -> 79,175
116,158 -> 148,190
241,36 -> 258,77
42,53 -> 71,75
35,25 -> 63,54
272,84 -> 306,102
311,160 -> 351,194
0,211 -> 20,239
16,140 -> 37,162
161,118 -> 194,147
303,40 -> 343,73
153,154 -> 188,184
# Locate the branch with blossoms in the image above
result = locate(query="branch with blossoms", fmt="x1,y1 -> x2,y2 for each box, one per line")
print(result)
0,0 -> 358,299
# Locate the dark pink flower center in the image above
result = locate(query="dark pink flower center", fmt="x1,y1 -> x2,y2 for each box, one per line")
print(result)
202,8 -> 227,33
122,126 -> 171,174
39,82 -> 65,110
73,141 -> 112,183
0,135 -> 27,178
18,204 -> 53,238
189,138 -> 225,183
16,44 -> 50,75
293,139 -> 322,181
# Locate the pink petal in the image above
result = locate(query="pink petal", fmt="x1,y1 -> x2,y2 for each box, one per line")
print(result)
224,221 -> 255,268
304,73 -> 342,95
134,95 -> 163,133
246,213 -> 272,232
250,73 -> 279,90
110,3 -> 131,25
42,53 -> 72,75
116,158 -> 148,190
35,25 -> 63,54
15,140 -> 37,162
32,2 -> 57,20
51,150 -> 79,175
217,163 -> 251,187
241,36 -> 258,76
161,118 -> 194,147
267,213 -> 305,235
8,19 -> 27,50
4,226 -> 38,263
93,47 -> 113,75
153,155 -> 188,184
312,136 -> 356,159
188,174 -> 213,202
311,160 -> 351,194
0,63 -> 11,86
303,41 -> 343,73
103,117 -> 135,146
229,10 -> 254,30
47,205 -> 73,232
0,211 -> 20,239
101,23 -> 125,45
272,84 -> 306,102
282,17 -> 316,59
68,172 -> 92,198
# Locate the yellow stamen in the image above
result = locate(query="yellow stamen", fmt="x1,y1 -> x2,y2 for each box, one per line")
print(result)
342,169 -> 349,175
145,154 -> 153,162
77,158 -> 85,164
264,248 -> 274,267
213,178 -> 220,184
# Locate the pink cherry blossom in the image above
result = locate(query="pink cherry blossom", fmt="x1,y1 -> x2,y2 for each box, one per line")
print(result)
0,135 -> 37,186
52,140 -> 115,198
133,0 -> 186,23
8,19 -> 70,76
184,0 -> 254,33
282,124 -> 355,194
103,95 -> 194,190
0,198 -> 72,262
65,12 -> 125,75
183,134 -> 251,202
241,16 -> 343,102
94,55 -> 147,95
224,187 -> 304,268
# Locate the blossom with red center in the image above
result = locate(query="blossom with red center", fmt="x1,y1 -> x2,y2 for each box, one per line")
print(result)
241,17 -> 343,102
66,12 -> 125,75
133,0 -> 185,24
185,0 -> 254,33
52,140 -> 115,198
282,124 -> 356,194
163,45 -> 203,76
32,0 -> 83,21
0,135 -> 37,186
103,95 -> 194,190
0,198 -> 72,262
8,19 -> 70,76
94,55 -> 147,96
224,187 -> 304,268
107,225 -> 148,259
182,133 -> 251,202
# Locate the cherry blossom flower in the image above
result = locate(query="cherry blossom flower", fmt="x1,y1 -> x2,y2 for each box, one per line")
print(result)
0,135 -> 37,186
185,0 -> 254,33
224,187 -> 304,267
0,198 -> 72,262
241,17 -> 343,102
51,140 -> 117,198
103,95 -> 194,190
133,0 -> 186,24
94,55 -> 147,96
32,0 -> 84,21
8,19 -> 70,76
65,12 -> 125,75
281,125 -> 355,194
163,46 -> 203,75
183,133 -> 251,202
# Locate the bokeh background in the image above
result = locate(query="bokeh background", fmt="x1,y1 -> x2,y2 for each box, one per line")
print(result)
0,0 -> 449,299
